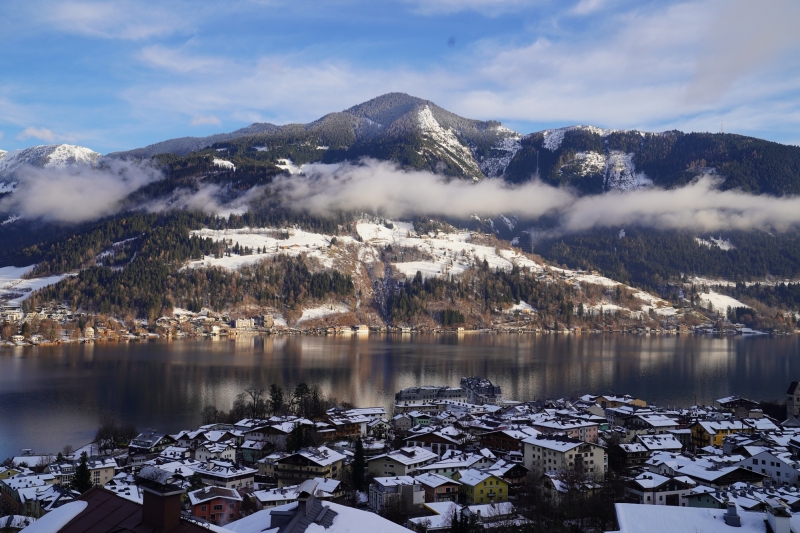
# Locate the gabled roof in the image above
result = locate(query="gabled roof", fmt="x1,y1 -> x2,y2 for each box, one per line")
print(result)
188,486 -> 243,506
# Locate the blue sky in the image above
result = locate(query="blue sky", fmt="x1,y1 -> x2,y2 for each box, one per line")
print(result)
1,0 -> 799,154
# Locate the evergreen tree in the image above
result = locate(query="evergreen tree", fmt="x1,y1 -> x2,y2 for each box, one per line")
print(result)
269,384 -> 284,416
72,452 -> 92,493
352,437 -> 365,491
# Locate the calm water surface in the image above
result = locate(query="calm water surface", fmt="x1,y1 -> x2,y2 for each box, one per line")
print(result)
1,333 -> 799,460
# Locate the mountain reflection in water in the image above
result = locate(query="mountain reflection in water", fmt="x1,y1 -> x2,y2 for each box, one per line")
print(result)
1,333 -> 798,459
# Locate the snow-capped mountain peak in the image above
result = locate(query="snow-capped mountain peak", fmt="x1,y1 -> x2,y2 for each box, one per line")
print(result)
0,144 -> 101,179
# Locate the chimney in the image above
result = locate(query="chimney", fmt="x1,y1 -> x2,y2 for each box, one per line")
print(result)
722,501 -> 741,528
141,483 -> 184,532
767,505 -> 791,533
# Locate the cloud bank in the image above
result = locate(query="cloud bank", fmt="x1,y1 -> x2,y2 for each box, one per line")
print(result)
0,160 -> 162,223
6,158 -> 800,236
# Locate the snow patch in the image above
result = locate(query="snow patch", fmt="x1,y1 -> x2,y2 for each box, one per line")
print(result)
505,300 -> 535,313
213,158 -> 235,171
276,158 -> 303,175
699,291 -> 748,311
695,237 -> 735,251
479,133 -> 521,177
605,151 -> 652,191
417,106 -> 483,178
542,125 -> 619,151
297,303 -> 350,323
2,215 -> 20,225
0,265 -> 71,305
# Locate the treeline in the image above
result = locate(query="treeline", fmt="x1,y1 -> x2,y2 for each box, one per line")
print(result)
504,129 -> 800,196
34,254 -> 354,321
724,282 -> 800,312
536,228 -> 800,290
388,263 -> 597,328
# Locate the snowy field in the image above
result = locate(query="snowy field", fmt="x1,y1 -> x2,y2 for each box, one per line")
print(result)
297,303 -> 351,323
0,265 -> 69,305
699,291 -> 748,311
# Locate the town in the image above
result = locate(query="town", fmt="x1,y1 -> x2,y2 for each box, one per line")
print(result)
2,376 -> 800,533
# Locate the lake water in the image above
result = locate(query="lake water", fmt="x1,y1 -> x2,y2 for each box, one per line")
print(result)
1,333 -> 799,460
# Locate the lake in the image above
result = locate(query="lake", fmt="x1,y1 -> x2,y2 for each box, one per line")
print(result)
1,333 -> 799,460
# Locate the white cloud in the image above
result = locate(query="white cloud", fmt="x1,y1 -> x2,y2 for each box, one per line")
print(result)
0,160 -> 163,223
18,127 -> 58,143
46,0 -> 190,40
569,0 -> 607,16
401,0 -> 533,15
121,0 -> 800,140
191,115 -> 221,126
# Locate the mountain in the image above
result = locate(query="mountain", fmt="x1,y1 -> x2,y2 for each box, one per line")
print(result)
108,123 -> 280,159
0,144 -> 101,184
111,93 -> 521,181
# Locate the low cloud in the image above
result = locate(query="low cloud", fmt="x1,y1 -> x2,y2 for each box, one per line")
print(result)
0,159 -> 162,223
561,176 -> 800,233
271,161 -> 800,235
271,159 -> 572,219
146,183 -> 266,217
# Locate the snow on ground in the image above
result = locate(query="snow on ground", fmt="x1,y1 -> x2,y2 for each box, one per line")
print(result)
2,215 -> 21,224
479,131 -> 521,177
505,300 -> 535,313
605,151 -> 652,191
542,125 -> 619,151
417,105 -> 483,177
699,291 -> 748,311
297,303 -> 350,323
213,158 -> 235,171
695,236 -> 735,251
0,266 -> 70,305
187,227 -> 353,271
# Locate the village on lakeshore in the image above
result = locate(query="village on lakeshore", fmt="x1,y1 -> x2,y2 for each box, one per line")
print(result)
0,298 -> 780,348
4,376 -> 800,532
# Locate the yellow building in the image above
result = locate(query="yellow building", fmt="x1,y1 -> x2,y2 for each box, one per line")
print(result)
452,469 -> 508,505
691,420 -> 750,448
597,395 -> 647,409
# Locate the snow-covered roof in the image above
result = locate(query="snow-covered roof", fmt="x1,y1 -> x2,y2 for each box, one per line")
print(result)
415,472 -> 461,488
613,502 -> 775,533
373,446 -> 437,466
226,500 -> 409,533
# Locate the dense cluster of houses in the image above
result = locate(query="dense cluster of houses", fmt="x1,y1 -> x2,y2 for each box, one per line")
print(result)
7,378 -> 800,532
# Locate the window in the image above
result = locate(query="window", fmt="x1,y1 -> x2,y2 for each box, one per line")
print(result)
201,505 -> 207,511
752,459 -> 758,465
214,504 -> 223,511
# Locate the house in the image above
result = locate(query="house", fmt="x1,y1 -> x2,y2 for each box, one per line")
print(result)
15,484 -> 79,519
393,414 -> 413,432
532,419 -> 599,443
187,486 -> 242,526
253,478 -> 346,508
716,396 -> 761,419
540,472 -> 601,504
128,431 -> 176,455
452,469 -> 508,505
609,501 -> 795,533
690,420 -> 752,448
597,395 -> 647,409
190,459 -> 257,489
416,450 -> 496,478
404,429 -> 461,456
735,450 -> 800,486
21,483 -> 214,533
195,442 -> 236,463
368,446 -> 438,477
637,434 -> 683,453
610,443 -> 650,469
623,472 -> 696,506
273,446 -> 346,487
522,435 -> 607,478
369,476 -> 425,514
0,515 -> 36,532
478,428 -> 540,456
227,479 -> 410,533
415,473 -> 461,503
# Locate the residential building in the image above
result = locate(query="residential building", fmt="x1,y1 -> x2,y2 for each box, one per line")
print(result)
187,486 -> 242,526
415,473 -> 461,503
624,472 -> 697,506
369,476 -> 425,514
452,468 -> 509,505
195,442 -> 236,463
273,446 -> 346,487
190,460 -> 256,489
523,435 -> 607,478
368,447 -> 438,477
460,377 -> 503,405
